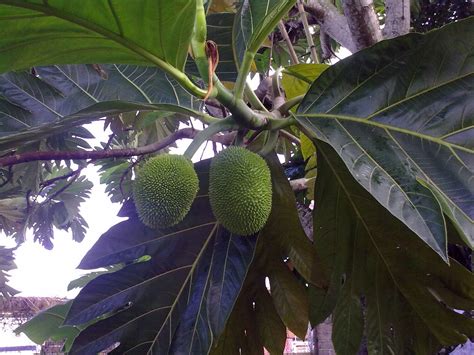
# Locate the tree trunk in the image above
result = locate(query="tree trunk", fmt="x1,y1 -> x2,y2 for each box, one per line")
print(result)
341,0 -> 383,50
383,0 -> 411,38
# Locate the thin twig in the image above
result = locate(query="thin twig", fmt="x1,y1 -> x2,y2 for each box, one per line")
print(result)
276,94 -> 305,115
278,20 -> 299,65
119,159 -> 140,198
40,168 -> 83,188
42,169 -> 82,204
297,0 -> 320,63
279,130 -> 301,145
103,133 -> 116,151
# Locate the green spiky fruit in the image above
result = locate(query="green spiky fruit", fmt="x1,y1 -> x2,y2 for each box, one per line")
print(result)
209,146 -> 272,236
133,154 -> 199,228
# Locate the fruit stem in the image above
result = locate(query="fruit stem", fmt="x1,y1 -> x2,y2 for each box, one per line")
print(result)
259,130 -> 280,156
183,117 -> 239,160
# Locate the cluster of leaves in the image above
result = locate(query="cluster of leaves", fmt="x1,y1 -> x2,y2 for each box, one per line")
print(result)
0,1 -> 472,355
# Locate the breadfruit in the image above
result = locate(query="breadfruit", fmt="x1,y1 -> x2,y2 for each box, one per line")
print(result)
209,146 -> 272,236
133,154 -> 199,228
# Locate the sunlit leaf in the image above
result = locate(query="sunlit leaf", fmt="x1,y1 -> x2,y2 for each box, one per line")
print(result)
0,0 -> 196,72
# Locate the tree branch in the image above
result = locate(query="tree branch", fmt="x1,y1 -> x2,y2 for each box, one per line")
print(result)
290,177 -> 310,191
297,0 -> 320,63
383,0 -> 410,39
278,21 -> 299,64
0,128 -> 234,167
305,0 -> 357,52
40,167 -> 83,188
341,0 -> 383,50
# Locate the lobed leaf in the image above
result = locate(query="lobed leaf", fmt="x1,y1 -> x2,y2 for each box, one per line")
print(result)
0,64 -> 200,152
310,141 -> 474,353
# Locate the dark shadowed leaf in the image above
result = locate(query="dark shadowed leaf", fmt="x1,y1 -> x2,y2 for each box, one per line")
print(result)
268,259 -> 309,339
0,0 -> 196,72
255,285 -> 286,354
332,280 -> 364,355
297,18 -> 474,257
311,141 -> 474,353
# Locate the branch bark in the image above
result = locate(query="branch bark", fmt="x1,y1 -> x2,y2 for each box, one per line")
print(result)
383,0 -> 410,39
278,21 -> 299,64
305,0 -> 357,53
341,0 -> 383,50
297,0 -> 320,63
0,128 -> 234,167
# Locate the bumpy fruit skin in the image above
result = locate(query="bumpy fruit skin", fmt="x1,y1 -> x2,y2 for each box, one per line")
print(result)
209,146 -> 272,236
133,154 -> 199,228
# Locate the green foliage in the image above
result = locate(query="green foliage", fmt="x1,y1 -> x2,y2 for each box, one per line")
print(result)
0,3 -> 472,355
133,154 -> 199,228
209,147 -> 272,236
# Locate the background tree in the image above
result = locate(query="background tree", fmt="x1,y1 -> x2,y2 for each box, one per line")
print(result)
0,0 -> 473,354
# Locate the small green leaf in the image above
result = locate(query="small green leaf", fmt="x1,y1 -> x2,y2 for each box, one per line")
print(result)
281,63 -> 329,100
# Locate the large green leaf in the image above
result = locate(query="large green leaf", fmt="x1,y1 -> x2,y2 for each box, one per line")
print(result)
233,0 -> 296,64
0,64 -> 200,152
311,141 -> 474,354
297,18 -> 474,257
0,0 -> 196,72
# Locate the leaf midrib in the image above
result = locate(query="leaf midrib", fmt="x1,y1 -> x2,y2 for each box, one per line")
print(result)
298,113 -> 473,155
147,224 -> 218,354
305,117 -> 444,256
